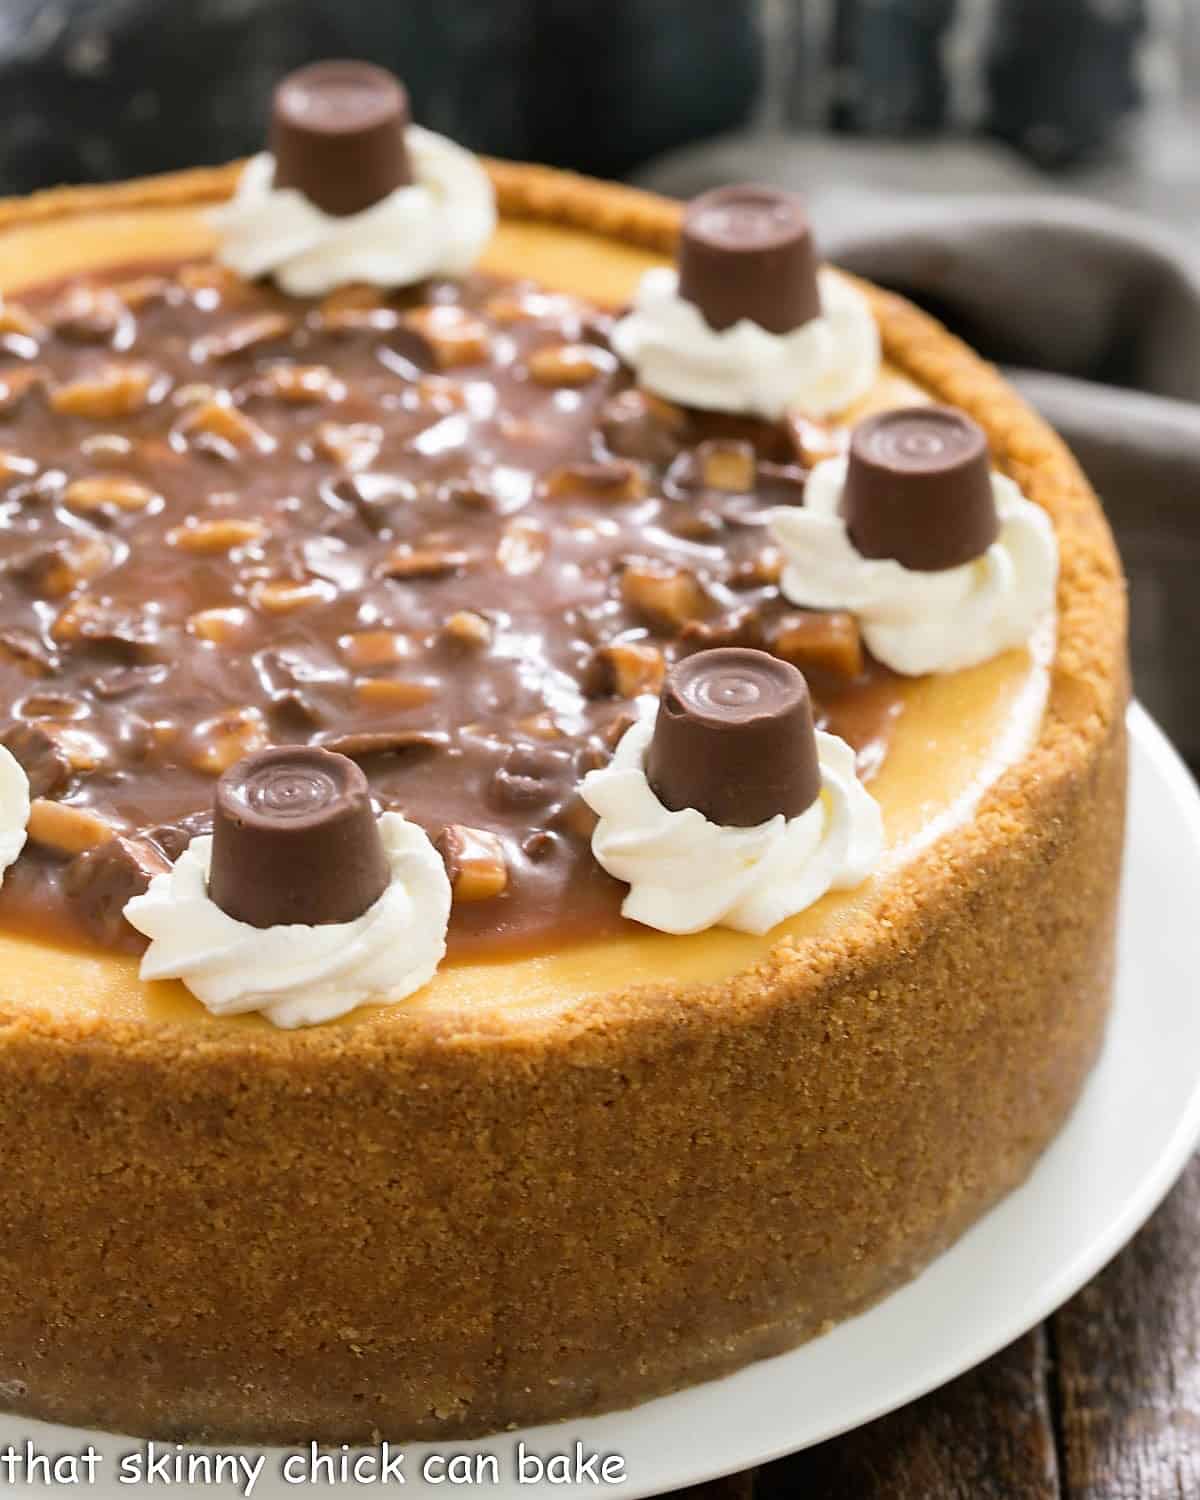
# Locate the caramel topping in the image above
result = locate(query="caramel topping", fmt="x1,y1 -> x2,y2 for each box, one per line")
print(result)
0,259 -> 907,961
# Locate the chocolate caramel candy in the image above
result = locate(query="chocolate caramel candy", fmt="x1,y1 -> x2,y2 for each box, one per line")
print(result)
645,647 -> 821,828
209,746 -> 390,928
271,60 -> 413,218
677,185 -> 821,335
842,406 -> 999,572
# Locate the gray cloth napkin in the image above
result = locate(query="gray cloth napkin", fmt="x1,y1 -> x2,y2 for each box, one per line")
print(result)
639,142 -> 1200,757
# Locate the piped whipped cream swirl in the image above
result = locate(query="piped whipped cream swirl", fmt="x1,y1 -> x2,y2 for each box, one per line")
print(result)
581,704 -> 882,936
0,745 -> 29,884
770,457 -> 1058,676
212,127 -> 496,297
611,266 -> 880,420
124,813 -> 451,1028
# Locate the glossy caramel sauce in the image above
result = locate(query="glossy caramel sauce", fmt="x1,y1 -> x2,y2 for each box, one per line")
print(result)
0,206 -> 1051,1030
0,256 -> 907,960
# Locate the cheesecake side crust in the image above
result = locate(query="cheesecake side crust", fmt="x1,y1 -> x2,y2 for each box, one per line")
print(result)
0,163 -> 1127,1443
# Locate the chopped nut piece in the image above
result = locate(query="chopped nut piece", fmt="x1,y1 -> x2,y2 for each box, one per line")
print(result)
0,365 -> 46,413
251,578 -> 337,614
678,607 -> 766,654
381,546 -> 471,581
0,628 -> 54,679
769,610 -> 864,680
178,398 -> 275,456
27,798 -> 121,856
413,374 -> 467,413
50,363 -> 158,419
51,593 -> 158,652
37,538 -> 115,599
188,606 -> 250,643
0,722 -> 72,797
110,275 -> 169,310
256,363 -> 347,404
495,412 -> 550,446
696,439 -> 757,493
317,304 -> 403,335
441,473 -> 498,510
340,629 -> 410,668
318,729 -> 448,759
488,743 -> 572,812
193,312 -> 293,362
189,706 -> 270,775
496,518 -> 548,576
620,562 -> 711,631
521,829 -> 558,862
172,381 -> 220,408
0,301 -> 45,340
755,461 -> 808,507
599,388 -> 688,465
401,305 -> 491,368
269,689 -> 325,732
442,610 -> 491,648
729,547 -> 783,589
527,342 -> 616,387
88,663 -> 168,700
584,641 -> 666,699
516,712 -> 564,740
34,724 -> 108,773
177,262 -> 246,300
168,516 -> 267,553
541,459 -> 646,503
668,507 -> 724,541
435,824 -> 509,902
315,421 -> 382,471
50,284 -> 131,344
15,692 -> 87,722
64,835 -> 172,946
319,283 -> 388,315
63,476 -> 158,514
484,290 -> 577,325
355,677 -> 438,710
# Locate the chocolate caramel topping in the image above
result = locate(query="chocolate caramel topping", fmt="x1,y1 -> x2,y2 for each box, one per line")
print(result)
842,406 -> 999,572
0,259 -> 905,960
646,648 -> 820,827
210,747 -> 389,928
271,60 -> 413,217
677,185 -> 821,335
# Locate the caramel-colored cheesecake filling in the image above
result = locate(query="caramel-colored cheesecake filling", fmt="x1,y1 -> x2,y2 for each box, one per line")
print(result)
0,256 -> 916,960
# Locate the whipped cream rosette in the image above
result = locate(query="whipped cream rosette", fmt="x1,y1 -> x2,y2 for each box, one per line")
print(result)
581,650 -> 882,936
612,184 -> 879,420
770,407 -> 1058,676
213,61 -> 495,296
125,748 -> 450,1028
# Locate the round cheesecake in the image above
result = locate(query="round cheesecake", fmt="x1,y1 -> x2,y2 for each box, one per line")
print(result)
0,161 -> 1126,1442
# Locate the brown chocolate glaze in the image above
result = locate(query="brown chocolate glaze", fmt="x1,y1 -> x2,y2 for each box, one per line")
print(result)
0,260 -> 904,961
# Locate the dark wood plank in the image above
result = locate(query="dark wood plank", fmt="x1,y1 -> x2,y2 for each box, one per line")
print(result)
1054,1153 -> 1200,1499
758,1329 -> 1059,1500
665,1477 -> 754,1500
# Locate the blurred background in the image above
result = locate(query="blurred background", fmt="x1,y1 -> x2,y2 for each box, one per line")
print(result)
0,0 -> 1195,757
0,0 -> 1189,210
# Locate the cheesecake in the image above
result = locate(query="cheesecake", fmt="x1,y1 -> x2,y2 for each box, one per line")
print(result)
0,64 -> 1127,1443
